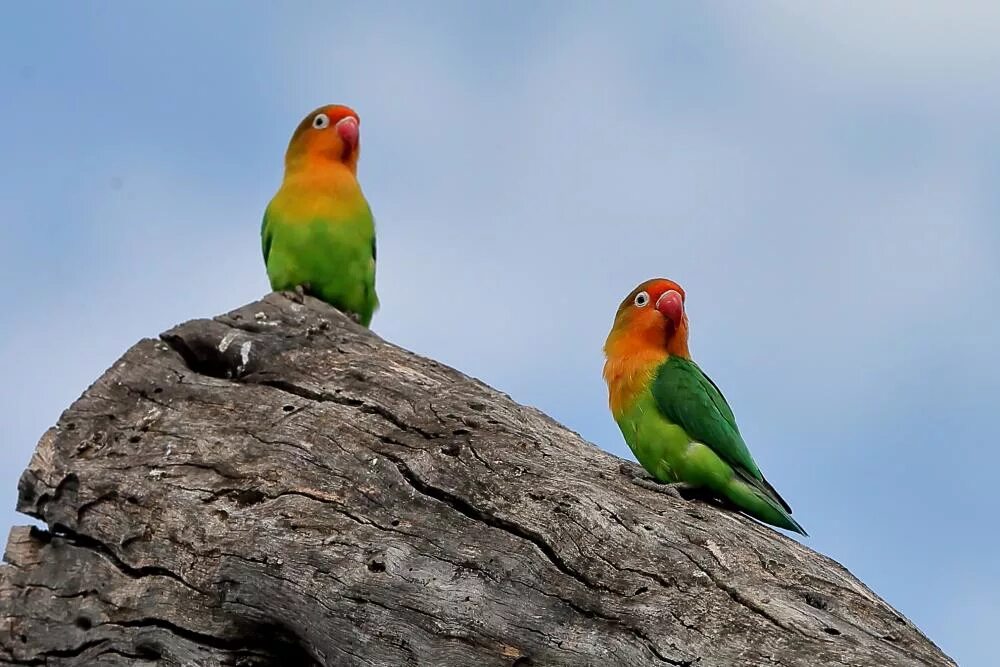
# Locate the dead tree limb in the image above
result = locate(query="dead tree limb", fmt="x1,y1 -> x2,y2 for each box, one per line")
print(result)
0,294 -> 954,666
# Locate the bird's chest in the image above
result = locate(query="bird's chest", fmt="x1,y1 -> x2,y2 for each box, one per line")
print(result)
616,392 -> 690,482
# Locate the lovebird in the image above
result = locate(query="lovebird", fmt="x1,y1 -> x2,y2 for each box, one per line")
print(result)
262,104 -> 378,326
603,278 -> 806,535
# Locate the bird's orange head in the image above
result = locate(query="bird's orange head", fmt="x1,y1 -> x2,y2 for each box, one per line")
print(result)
607,278 -> 690,357
284,104 -> 362,173
603,278 -> 691,414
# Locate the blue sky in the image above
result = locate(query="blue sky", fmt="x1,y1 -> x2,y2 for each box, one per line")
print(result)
2,3 -> 997,664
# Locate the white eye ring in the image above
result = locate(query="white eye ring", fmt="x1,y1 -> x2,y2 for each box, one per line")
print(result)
312,113 -> 330,129
634,291 -> 650,307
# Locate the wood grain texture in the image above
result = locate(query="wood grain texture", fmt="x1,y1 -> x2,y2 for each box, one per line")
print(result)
1,293 -> 954,666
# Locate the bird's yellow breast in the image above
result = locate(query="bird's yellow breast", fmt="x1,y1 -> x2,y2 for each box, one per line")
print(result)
272,163 -> 368,223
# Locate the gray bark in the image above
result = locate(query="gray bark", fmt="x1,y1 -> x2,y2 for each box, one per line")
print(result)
1,293 -> 954,666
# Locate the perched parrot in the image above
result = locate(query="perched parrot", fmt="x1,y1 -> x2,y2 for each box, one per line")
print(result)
603,278 -> 806,535
261,104 -> 378,326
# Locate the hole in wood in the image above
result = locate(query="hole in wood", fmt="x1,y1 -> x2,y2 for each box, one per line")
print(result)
805,593 -> 829,610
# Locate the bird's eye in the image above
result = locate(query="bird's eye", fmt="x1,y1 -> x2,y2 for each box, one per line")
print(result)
634,291 -> 650,307
312,113 -> 330,129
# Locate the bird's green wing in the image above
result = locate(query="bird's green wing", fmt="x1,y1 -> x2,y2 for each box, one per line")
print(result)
652,356 -> 777,486
652,356 -> 797,526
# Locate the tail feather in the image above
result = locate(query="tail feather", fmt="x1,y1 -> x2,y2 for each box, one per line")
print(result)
758,473 -> 793,514
727,473 -> 808,536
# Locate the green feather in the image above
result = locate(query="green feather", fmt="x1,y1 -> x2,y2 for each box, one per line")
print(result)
261,203 -> 378,326
652,357 -> 763,482
617,357 -> 806,535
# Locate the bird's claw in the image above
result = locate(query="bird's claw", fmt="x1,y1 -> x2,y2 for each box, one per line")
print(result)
619,463 -> 697,500
284,284 -> 308,304
619,461 -> 647,479
631,478 -> 697,499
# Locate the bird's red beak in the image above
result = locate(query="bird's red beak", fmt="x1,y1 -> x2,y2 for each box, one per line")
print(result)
335,116 -> 359,151
655,290 -> 684,329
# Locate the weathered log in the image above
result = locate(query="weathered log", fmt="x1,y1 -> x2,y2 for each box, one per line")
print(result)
0,293 -> 954,666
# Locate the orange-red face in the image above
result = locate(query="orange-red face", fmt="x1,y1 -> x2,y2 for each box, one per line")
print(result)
609,278 -> 689,353
286,104 -> 361,167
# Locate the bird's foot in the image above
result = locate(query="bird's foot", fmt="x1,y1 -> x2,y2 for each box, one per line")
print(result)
619,462 -> 698,500
346,311 -> 362,324
285,284 -> 309,304
282,285 -> 306,303
619,461 -> 647,480
634,479 -> 700,500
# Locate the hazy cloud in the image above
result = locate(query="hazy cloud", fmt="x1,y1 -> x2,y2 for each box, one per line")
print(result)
2,5 -> 996,663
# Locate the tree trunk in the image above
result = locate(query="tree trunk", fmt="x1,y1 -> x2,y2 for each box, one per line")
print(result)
0,293 -> 954,666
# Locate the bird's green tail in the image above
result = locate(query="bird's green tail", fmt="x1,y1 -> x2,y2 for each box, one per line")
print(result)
726,475 -> 808,536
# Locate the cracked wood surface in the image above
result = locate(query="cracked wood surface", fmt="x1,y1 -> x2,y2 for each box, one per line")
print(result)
1,293 -> 954,666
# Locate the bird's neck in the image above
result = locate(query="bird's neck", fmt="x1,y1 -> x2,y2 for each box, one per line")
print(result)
283,158 -> 361,195
276,160 -> 367,218
603,331 -> 689,416
603,339 -> 664,417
